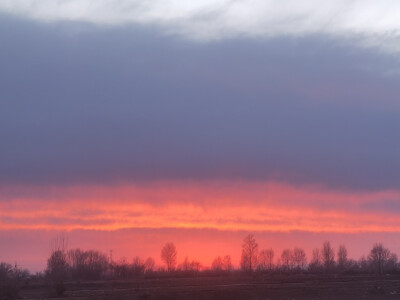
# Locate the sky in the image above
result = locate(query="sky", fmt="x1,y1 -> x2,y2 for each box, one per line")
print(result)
1,0 -> 400,272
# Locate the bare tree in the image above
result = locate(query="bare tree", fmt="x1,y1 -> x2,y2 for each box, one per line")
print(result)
322,241 -> 335,271
258,249 -> 274,271
211,256 -> 223,271
113,257 -> 130,279
359,255 -> 369,271
161,242 -> 177,272
50,234 -> 68,253
211,255 -> 232,272
280,249 -> 292,271
0,262 -> 30,299
368,243 -> 390,274
67,248 -> 108,280
309,248 -> 322,271
132,256 -> 145,276
47,235 -> 68,295
266,249 -> 275,270
180,256 -> 191,271
47,250 -> 68,295
240,234 -> 258,273
223,255 -> 233,272
292,248 -> 307,270
144,257 -> 155,273
337,245 -> 348,270
386,253 -> 398,272
190,259 -> 202,272
257,250 -> 268,271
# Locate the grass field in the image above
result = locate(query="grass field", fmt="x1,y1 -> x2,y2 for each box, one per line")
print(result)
15,273 -> 400,300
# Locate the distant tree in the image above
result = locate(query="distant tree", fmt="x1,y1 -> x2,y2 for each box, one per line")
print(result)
113,257 -> 130,279
280,249 -> 292,271
267,249 -> 275,270
337,245 -> 348,270
292,248 -> 307,270
67,248 -> 84,275
190,259 -> 202,272
47,250 -> 68,295
132,256 -> 145,276
180,256 -> 191,271
359,255 -> 369,272
0,262 -> 13,282
322,241 -> 335,271
161,242 -> 177,272
211,256 -> 224,272
368,243 -> 390,274
386,253 -> 398,272
309,248 -> 322,272
222,255 -> 233,272
178,256 -> 202,273
240,234 -> 258,273
258,249 -> 269,271
144,257 -> 155,273
67,248 -> 108,280
0,262 -> 29,299
46,235 -> 68,295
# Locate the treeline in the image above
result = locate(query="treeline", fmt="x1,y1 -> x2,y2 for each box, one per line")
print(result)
1,235 -> 400,297
0,262 -> 30,299
239,235 -> 398,275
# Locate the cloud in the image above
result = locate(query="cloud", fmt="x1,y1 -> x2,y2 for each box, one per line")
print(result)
1,16 -> 400,190
1,0 -> 400,53
2,181 -> 400,233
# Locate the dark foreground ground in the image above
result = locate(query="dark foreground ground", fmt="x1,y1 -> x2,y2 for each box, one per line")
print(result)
16,273 -> 400,300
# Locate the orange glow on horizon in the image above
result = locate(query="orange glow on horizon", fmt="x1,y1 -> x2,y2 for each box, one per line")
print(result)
1,181 -> 400,234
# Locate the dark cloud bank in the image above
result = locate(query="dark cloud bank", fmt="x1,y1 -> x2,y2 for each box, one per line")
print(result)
1,14 -> 400,190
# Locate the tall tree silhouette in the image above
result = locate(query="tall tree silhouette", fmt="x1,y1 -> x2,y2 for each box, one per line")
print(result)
368,243 -> 390,274
47,235 -> 68,295
337,245 -> 348,270
161,242 -> 177,272
241,234 -> 258,273
322,241 -> 335,271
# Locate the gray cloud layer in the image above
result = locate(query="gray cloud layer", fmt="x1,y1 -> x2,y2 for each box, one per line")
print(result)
1,15 -> 400,190
1,0 -> 400,53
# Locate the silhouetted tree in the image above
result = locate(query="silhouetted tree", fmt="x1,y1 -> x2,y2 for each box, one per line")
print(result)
68,249 -> 108,280
240,234 -> 258,273
0,262 -> 29,299
259,249 -> 275,271
257,249 -> 269,271
180,256 -> 191,271
280,249 -> 292,271
322,241 -> 335,271
292,248 -> 307,270
47,250 -> 68,295
359,255 -> 369,272
211,256 -> 223,272
212,255 -> 232,272
144,257 -> 155,273
386,253 -> 398,272
113,257 -> 130,279
46,235 -> 68,295
161,242 -> 177,272
190,259 -> 202,272
368,243 -> 390,274
132,256 -> 145,276
223,255 -> 233,272
309,248 -> 322,272
337,245 -> 348,270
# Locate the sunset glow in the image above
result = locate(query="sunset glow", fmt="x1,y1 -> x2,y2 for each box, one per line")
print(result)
2,181 -> 400,232
1,1 -> 400,273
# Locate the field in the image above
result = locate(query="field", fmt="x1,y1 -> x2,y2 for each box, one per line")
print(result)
16,273 -> 400,300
